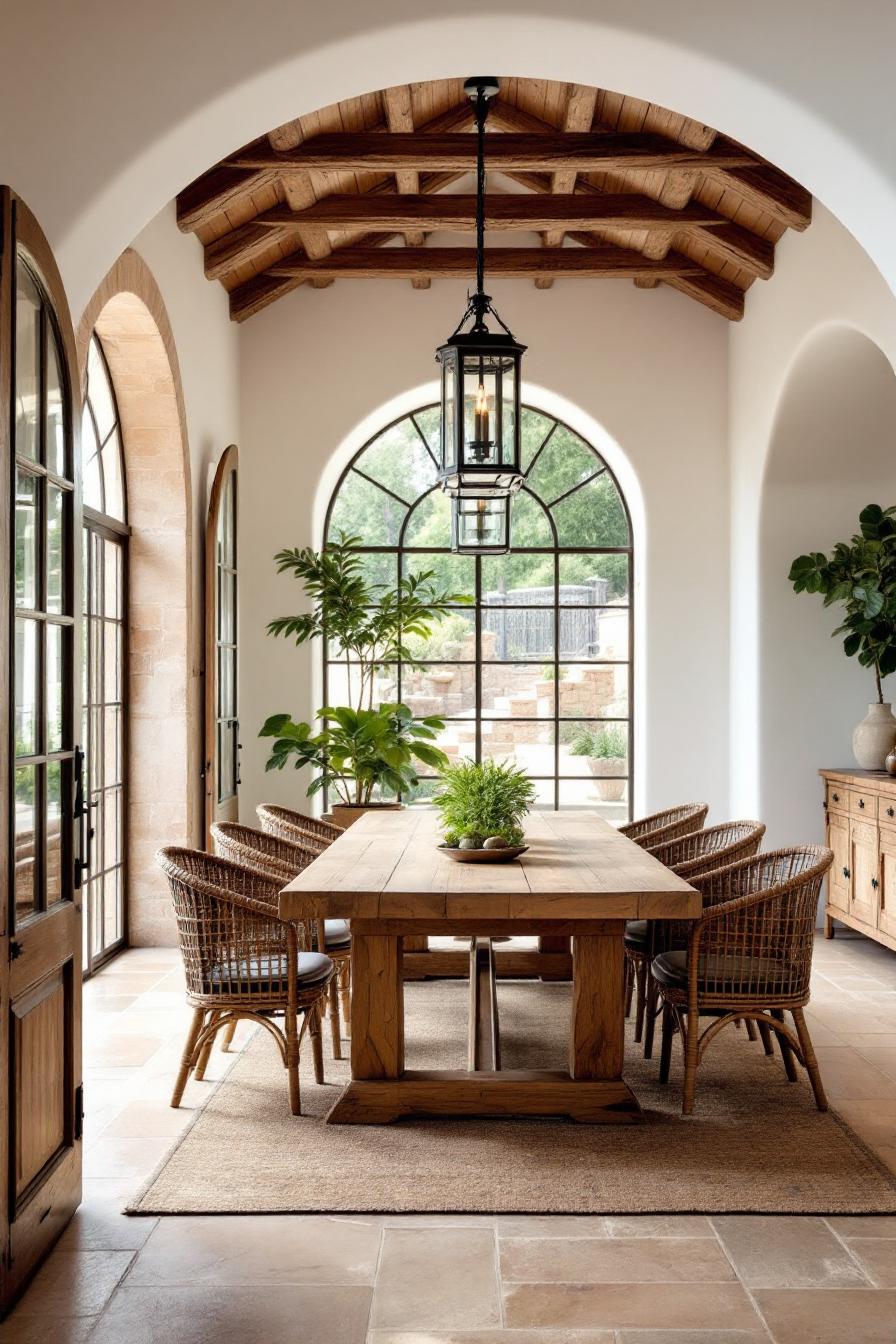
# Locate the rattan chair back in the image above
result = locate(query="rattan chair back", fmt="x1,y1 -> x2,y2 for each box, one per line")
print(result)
649,819 -> 766,880
211,821 -> 318,882
619,803 -> 708,849
257,804 -> 343,852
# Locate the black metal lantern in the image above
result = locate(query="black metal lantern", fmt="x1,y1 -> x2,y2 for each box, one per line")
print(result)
437,77 -> 526,554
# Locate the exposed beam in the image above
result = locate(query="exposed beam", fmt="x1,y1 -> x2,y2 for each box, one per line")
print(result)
538,84 -> 598,288
665,272 -> 745,321
228,132 -> 756,175
382,84 -> 429,288
177,148 -> 276,232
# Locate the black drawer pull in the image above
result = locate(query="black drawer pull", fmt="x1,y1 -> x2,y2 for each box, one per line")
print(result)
872,877 -> 880,890
859,798 -> 865,809
843,866 -> 850,879
888,807 -> 895,818
832,792 -> 840,802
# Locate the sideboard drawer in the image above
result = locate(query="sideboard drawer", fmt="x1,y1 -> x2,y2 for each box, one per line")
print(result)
882,799 -> 896,824
826,784 -> 849,814
850,789 -> 879,819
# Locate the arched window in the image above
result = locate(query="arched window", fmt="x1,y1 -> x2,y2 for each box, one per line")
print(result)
323,404 -> 633,815
80,334 -> 129,973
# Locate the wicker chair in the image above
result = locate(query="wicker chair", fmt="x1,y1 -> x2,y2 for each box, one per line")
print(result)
625,820 -> 766,1058
211,821 -> 352,1059
619,802 -> 709,849
257,804 -> 344,854
652,845 -> 833,1113
157,847 -> 335,1116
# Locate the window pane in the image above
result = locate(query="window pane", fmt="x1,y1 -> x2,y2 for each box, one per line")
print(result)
15,618 -> 38,756
104,706 -> 121,785
104,868 -> 121,946
559,719 -> 630,777
403,610 -> 475,662
218,473 -> 235,566
355,550 -> 399,590
15,262 -> 41,461
218,646 -> 236,718
218,721 -> 236,801
481,550 -> 554,602
402,553 -> 473,596
47,623 -> 64,752
397,662 -> 477,718
46,762 -> 63,906
410,406 -> 441,459
46,328 -> 66,477
325,662 -> 396,711
403,489 -> 451,548
91,872 -> 105,960
353,419 -> 436,503
520,409 -> 557,472
81,407 -> 103,512
87,336 -> 117,443
481,609 -> 555,661
328,470 -> 407,546
219,569 -> 236,644
104,788 -> 120,871
47,483 -> 65,613
551,474 -> 630,548
481,665 -> 554,719
558,664 -> 629,719
558,554 -> 631,604
528,424 -> 603,504
104,538 -> 122,620
104,621 -> 122,704
481,721 -> 553,777
101,428 -> 124,520
558,776 -> 629,815
15,470 -> 37,608
14,765 -> 37,921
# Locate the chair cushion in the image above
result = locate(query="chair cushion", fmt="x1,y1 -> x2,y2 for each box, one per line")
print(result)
651,948 -> 792,993
324,918 -> 351,948
624,919 -> 648,950
206,950 -> 333,994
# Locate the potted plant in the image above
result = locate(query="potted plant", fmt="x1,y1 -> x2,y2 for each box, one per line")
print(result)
789,504 -> 896,768
432,758 -> 536,855
569,725 -> 628,801
260,533 -> 471,825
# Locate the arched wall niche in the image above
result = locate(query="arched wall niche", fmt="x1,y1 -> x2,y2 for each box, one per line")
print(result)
77,249 -> 201,945
758,323 -> 896,856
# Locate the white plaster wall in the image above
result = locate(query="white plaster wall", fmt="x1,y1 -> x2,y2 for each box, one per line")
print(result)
238,275 -> 730,826
729,205 -> 896,834
3,3 -> 896,310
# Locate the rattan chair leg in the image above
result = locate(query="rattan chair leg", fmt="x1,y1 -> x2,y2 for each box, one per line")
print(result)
339,963 -> 351,1031
643,978 -> 659,1059
285,1010 -> 301,1117
682,1008 -> 699,1115
792,1006 -> 829,1112
220,1019 -> 238,1052
743,1017 -> 758,1041
756,1019 -> 775,1055
633,958 -> 647,1043
771,1008 -> 799,1082
310,1000 -> 325,1084
624,957 -> 634,1017
193,1010 -> 220,1081
659,1003 -> 675,1084
171,1006 -> 206,1108
328,977 -> 342,1059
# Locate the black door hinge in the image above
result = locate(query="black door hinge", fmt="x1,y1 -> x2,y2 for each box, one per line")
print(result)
9,940 -> 22,961
74,1085 -> 84,1141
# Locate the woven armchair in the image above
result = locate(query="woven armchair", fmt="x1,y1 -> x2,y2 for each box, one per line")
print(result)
157,847 -> 335,1116
257,804 -> 343,854
652,845 -> 833,1113
626,820 -> 766,1057
211,821 -> 352,1058
619,802 -> 708,849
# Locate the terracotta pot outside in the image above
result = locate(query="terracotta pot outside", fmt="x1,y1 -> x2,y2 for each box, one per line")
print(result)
586,756 -> 627,802
325,801 -> 403,829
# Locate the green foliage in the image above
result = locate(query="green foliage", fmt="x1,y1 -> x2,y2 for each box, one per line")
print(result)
403,610 -> 472,662
432,758 -> 537,846
260,704 -> 448,806
568,724 -> 628,760
789,504 -> 896,702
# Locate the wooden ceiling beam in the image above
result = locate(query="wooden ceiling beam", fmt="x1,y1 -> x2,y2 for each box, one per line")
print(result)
382,84 -> 429,288
268,245 -> 701,281
227,132 -> 756,175
176,146 -> 276,232
538,84 -> 598,288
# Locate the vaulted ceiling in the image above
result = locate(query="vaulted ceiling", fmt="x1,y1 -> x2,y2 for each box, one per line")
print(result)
176,77 -> 812,323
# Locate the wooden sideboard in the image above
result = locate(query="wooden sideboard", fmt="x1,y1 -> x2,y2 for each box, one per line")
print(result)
821,768 -> 896,952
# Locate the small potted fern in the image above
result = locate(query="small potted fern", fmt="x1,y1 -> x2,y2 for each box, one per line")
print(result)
570,725 -> 628,801
433,758 -> 536,860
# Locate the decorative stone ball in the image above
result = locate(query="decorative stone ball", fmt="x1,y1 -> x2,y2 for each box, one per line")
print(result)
458,836 -> 484,850
483,835 -> 509,849
886,747 -> 896,777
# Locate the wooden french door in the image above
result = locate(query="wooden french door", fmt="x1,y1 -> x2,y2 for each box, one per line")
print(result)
204,445 -> 239,839
1,189 -> 83,1307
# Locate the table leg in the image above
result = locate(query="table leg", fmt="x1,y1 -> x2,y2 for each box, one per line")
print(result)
328,934 -> 405,1124
538,935 -> 572,981
570,927 -> 625,1080
468,936 -> 500,1071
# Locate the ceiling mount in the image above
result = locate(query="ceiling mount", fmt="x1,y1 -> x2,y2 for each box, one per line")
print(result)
463,77 -> 500,101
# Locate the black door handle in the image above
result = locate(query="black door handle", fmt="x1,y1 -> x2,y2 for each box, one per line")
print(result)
843,866 -> 850,878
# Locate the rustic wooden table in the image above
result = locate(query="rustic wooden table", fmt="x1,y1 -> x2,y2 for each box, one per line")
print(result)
279,809 -> 699,1125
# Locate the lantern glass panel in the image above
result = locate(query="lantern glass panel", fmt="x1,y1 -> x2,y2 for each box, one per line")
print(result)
452,494 -> 510,553
499,354 -> 518,467
440,350 -> 457,474
461,355 -> 499,468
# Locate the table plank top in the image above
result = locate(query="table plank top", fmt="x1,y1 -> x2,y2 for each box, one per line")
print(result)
278,809 -> 700,924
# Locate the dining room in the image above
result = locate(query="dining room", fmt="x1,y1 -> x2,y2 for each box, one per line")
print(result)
3,9 -> 896,1340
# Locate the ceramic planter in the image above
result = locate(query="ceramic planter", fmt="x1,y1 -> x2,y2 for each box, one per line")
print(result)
852,703 -> 896,770
325,801 -> 403,829
586,756 -> 627,801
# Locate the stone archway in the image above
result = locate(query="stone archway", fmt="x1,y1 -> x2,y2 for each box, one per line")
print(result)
78,250 -> 200,944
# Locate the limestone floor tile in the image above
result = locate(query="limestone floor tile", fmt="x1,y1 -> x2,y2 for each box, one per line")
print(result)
10,1250 -> 134,1317
58,1198 -> 158,1251
127,1214 -> 382,1285
87,1034 -> 166,1068
88,1282 -> 373,1344
502,1283 -> 762,1332
710,1215 -> 870,1288
827,1215 -> 896,1237
813,1047 -> 896,1100
496,1216 -> 713,1239
753,1288 -> 896,1344
831,1099 -> 896,1151
500,1237 -> 734,1284
0,1317 -> 98,1342
92,1099 -> 197,1140
615,1333 -> 769,1344
82,1135 -> 175,1180
368,1333 -> 615,1344
856,1046 -> 896,1080
846,1238 -> 896,1287
852,1034 -> 896,1051
371,1228 -> 501,1330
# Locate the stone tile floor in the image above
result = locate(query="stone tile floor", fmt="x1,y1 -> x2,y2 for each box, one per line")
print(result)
2,929 -> 896,1342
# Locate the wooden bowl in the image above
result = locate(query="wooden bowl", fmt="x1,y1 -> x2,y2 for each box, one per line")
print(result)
437,844 -> 529,864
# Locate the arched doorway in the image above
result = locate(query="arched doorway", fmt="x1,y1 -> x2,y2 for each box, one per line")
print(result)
77,250 -> 199,946
758,325 -> 896,850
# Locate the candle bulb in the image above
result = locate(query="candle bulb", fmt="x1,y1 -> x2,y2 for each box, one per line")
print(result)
475,382 -> 489,443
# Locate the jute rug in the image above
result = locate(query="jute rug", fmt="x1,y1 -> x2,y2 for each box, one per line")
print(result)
130,980 -> 896,1215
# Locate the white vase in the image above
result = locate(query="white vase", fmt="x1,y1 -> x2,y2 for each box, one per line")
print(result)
852,703 -> 896,770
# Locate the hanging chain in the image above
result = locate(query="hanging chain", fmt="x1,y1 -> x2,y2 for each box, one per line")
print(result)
474,87 -> 487,308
